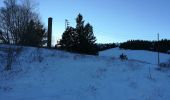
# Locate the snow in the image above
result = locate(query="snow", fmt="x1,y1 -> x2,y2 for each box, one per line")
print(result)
100,48 -> 170,65
0,46 -> 170,100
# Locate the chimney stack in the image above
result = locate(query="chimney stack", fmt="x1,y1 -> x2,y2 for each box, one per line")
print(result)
47,17 -> 52,48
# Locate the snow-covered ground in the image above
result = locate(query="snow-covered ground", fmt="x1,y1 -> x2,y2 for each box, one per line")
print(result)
100,48 -> 170,65
0,46 -> 170,100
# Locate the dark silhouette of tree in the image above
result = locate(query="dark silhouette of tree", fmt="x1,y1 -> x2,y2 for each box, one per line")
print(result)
97,43 -> 117,51
20,20 -> 46,47
60,27 -> 77,51
79,23 -> 97,54
120,40 -> 152,50
59,14 -> 98,55
153,39 -> 170,53
0,29 -> 6,43
119,39 -> 170,54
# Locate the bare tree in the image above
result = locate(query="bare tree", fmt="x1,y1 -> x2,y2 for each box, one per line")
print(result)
0,0 -> 45,45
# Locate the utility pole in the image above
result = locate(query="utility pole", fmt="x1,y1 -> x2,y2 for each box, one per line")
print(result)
157,33 -> 160,66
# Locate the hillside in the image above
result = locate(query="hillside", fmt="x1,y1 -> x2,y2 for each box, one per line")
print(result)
0,45 -> 170,100
100,48 -> 170,65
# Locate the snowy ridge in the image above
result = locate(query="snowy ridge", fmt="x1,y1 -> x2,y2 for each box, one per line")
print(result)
0,46 -> 170,100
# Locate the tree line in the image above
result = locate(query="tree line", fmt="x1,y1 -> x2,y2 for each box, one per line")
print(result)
97,43 -> 117,51
120,39 -> 170,53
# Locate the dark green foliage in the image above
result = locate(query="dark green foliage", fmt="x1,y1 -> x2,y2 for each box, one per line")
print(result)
153,39 -> 170,53
19,20 -> 46,47
119,39 -> 170,53
59,14 -> 98,55
60,27 -> 77,51
97,43 -> 117,51
77,23 -> 97,54
120,40 -> 152,50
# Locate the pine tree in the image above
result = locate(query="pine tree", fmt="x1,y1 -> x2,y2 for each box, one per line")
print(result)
79,23 -> 97,54
20,20 -> 46,47
76,14 -> 98,54
59,14 -> 98,55
60,27 -> 77,51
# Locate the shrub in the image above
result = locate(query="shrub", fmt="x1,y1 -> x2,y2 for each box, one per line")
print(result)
120,53 -> 128,61
0,46 -> 23,71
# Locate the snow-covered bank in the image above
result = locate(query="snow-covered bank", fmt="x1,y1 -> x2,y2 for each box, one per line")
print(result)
0,46 -> 170,100
99,48 -> 170,65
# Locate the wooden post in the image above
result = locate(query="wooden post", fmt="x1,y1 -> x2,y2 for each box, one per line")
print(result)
47,17 -> 52,48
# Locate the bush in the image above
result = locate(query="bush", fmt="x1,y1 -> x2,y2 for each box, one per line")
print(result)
0,46 -> 23,71
120,53 -> 128,61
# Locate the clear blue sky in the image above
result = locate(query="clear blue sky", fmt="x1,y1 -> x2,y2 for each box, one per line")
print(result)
0,0 -> 170,44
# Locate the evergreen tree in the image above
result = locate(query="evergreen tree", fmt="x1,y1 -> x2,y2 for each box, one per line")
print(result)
59,14 -> 98,55
60,27 -> 77,51
20,20 -> 46,47
79,23 -> 97,54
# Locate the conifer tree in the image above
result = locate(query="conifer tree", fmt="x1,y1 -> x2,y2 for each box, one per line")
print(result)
20,20 -> 46,47
60,27 -> 77,51
59,14 -> 98,55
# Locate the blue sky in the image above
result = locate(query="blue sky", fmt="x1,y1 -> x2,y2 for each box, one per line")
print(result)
0,0 -> 170,44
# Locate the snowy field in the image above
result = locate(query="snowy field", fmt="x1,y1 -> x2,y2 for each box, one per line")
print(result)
100,48 -> 170,65
0,45 -> 170,100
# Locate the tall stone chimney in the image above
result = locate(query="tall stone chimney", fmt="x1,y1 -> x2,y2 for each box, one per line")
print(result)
47,17 -> 52,48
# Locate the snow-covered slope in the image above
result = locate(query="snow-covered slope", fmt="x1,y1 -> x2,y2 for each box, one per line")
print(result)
100,48 -> 170,65
0,46 -> 170,100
